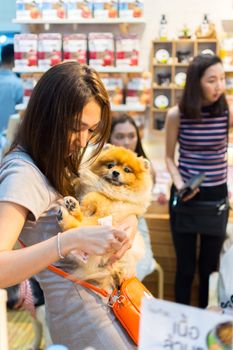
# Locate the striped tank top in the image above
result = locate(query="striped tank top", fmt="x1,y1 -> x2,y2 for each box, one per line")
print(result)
178,105 -> 228,187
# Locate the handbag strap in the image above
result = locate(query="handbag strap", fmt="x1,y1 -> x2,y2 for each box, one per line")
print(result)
18,239 -> 109,298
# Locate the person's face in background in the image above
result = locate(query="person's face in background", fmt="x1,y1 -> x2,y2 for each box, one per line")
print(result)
69,99 -> 101,153
200,62 -> 225,105
109,121 -> 138,152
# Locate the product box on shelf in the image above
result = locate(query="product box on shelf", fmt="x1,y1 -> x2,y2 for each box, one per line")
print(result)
115,34 -> 139,67
93,0 -> 118,18
126,72 -> 151,105
41,0 -> 67,19
88,33 -> 114,67
14,34 -> 38,68
63,34 -> 87,63
101,74 -> 124,105
38,33 -> 62,68
67,0 -> 92,19
21,73 -> 40,104
16,0 -> 42,19
118,0 -> 143,18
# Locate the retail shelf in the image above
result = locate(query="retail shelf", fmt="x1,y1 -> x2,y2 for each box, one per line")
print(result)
12,17 -> 145,24
16,103 -> 146,112
111,104 -> 146,112
13,66 -> 144,74
224,65 -> 233,72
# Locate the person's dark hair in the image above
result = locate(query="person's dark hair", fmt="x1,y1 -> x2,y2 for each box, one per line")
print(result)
179,54 -> 228,119
108,114 -> 147,158
1,44 -> 14,65
11,62 -> 111,195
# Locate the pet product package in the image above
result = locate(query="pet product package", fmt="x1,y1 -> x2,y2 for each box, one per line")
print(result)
100,74 -> 124,105
14,34 -> 38,68
38,33 -> 62,68
118,0 -> 143,18
67,0 -> 92,19
41,0 -> 67,19
16,0 -> 42,19
126,72 -> 151,105
88,33 -> 115,67
63,34 -> 87,63
93,0 -> 118,18
21,74 -> 40,104
115,34 -> 140,67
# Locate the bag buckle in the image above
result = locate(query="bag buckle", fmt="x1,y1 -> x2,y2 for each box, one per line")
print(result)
108,293 -> 126,308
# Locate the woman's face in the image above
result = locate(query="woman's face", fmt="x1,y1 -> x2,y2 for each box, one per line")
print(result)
109,121 -> 138,152
200,62 -> 225,105
69,99 -> 101,153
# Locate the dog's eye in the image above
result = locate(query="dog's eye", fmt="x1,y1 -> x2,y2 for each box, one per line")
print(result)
124,167 -> 132,173
107,163 -> 115,169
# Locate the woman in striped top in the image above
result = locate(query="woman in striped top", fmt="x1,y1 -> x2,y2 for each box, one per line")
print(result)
165,54 -> 233,308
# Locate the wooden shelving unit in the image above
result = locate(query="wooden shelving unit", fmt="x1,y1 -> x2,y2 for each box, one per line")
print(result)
150,38 -> 219,131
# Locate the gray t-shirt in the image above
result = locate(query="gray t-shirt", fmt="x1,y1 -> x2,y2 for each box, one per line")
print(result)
0,150 -> 135,350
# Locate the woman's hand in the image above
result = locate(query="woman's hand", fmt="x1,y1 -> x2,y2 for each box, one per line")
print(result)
63,225 -> 127,257
182,188 -> 200,202
107,215 -> 138,265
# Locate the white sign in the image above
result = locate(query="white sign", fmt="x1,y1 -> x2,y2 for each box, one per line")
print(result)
139,298 -> 233,350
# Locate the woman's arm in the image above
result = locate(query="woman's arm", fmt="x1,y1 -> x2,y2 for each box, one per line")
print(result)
165,106 -> 184,191
229,104 -> 233,128
0,201 -> 126,287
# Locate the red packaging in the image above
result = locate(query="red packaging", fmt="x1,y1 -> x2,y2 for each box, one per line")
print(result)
88,33 -> 114,67
126,72 -> 151,105
63,34 -> 87,63
115,34 -> 140,67
38,33 -> 62,68
14,34 -> 38,68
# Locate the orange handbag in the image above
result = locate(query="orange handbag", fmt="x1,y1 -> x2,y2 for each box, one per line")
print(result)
47,265 -> 152,345
108,277 -> 153,344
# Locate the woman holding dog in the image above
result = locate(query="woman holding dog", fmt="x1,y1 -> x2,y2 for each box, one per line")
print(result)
0,62 -> 137,349
108,114 -> 156,281
165,54 -> 233,308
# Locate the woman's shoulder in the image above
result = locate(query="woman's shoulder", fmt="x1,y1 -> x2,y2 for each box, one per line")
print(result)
167,105 -> 180,120
166,105 -> 180,128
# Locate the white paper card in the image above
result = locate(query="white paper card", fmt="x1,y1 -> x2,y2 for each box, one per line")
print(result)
139,298 -> 233,350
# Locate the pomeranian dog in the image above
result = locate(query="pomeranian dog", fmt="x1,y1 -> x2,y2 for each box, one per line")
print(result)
58,144 -> 153,289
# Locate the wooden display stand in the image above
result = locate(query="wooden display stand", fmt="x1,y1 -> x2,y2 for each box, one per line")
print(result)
150,38 -> 219,131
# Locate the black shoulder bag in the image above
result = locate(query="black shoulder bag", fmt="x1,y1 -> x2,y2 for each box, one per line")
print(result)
171,193 -> 230,235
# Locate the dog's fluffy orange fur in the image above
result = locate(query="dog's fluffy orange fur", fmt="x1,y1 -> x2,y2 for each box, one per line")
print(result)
58,144 -> 153,289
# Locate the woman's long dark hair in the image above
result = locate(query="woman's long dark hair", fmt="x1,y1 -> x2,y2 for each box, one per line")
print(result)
108,114 -> 148,158
179,54 -> 228,119
10,62 -> 111,195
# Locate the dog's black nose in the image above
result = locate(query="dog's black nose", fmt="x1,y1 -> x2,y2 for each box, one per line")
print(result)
112,170 -> 120,178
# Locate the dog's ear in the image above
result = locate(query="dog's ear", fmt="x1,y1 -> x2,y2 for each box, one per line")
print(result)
143,158 -> 150,170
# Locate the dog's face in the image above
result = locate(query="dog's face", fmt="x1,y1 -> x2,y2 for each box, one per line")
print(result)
90,144 -> 150,192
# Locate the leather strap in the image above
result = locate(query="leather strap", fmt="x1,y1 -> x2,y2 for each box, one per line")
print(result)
18,239 -> 109,298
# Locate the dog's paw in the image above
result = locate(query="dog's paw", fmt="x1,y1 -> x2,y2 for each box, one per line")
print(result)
63,196 -> 83,221
57,205 -> 82,230
64,196 -> 79,212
